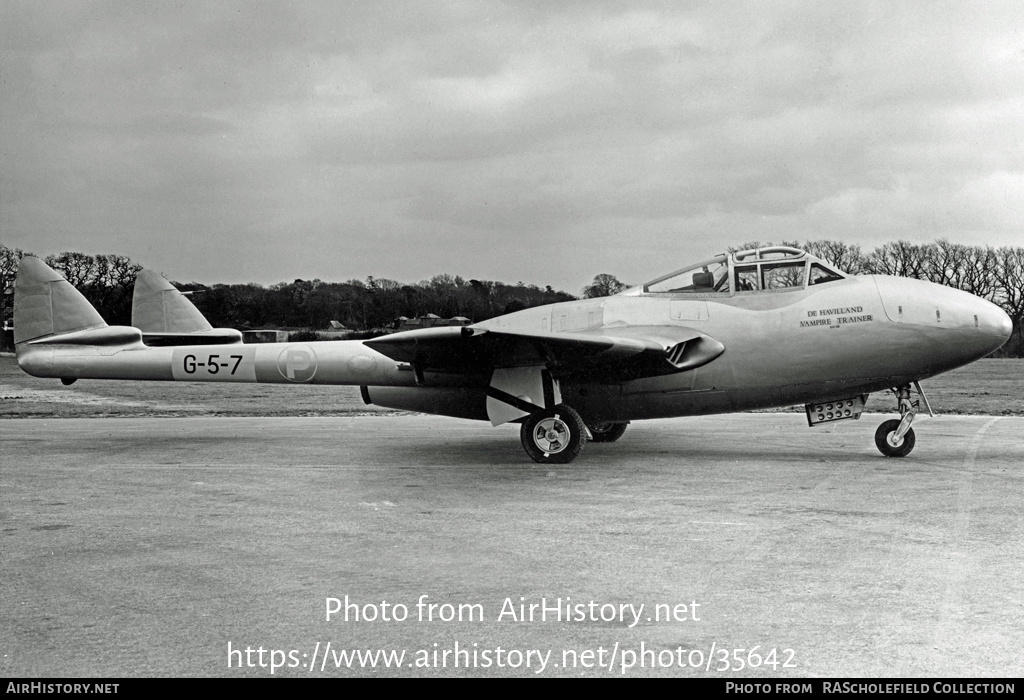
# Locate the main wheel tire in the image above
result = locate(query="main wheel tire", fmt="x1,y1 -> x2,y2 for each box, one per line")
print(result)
874,419 -> 916,457
520,404 -> 586,464
587,422 -> 628,443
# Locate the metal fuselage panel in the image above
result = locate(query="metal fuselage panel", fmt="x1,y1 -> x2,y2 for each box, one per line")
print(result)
476,274 -> 1011,422
17,339 -> 418,388
16,273 -> 1010,424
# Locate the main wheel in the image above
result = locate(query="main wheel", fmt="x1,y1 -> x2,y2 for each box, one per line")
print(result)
587,421 -> 628,443
520,404 -> 586,464
874,419 -> 916,457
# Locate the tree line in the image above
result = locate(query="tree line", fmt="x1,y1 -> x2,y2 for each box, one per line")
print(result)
0,245 -> 574,333
2,240 -> 1021,356
1,250 -> 142,327
175,273 -> 576,332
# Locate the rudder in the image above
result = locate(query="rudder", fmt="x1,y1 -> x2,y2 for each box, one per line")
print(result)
13,256 -> 107,345
132,269 -> 213,333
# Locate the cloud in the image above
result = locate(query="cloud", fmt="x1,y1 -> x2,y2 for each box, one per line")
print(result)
2,1 -> 1021,288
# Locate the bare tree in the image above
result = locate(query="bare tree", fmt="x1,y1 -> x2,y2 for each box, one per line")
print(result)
923,239 -> 969,288
1,245 -> 29,335
961,245 -> 1000,301
96,254 -> 142,290
867,241 -> 933,278
0,245 -> 27,284
44,251 -> 97,287
803,240 -> 869,274
993,246 -> 1024,354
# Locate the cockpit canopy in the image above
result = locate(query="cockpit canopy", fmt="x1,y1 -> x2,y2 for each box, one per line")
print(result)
639,246 -> 846,295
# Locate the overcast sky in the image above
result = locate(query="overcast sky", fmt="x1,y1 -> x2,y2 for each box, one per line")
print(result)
2,1 -> 1021,292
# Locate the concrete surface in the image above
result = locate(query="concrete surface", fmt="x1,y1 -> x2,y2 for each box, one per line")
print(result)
1,413 -> 1022,678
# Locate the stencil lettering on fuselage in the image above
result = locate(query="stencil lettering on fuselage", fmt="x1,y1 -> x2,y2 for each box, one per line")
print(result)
800,306 -> 874,329
171,346 -> 257,382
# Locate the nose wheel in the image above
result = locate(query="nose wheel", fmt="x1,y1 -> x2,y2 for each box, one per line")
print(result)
874,382 -> 932,457
875,419 -> 916,457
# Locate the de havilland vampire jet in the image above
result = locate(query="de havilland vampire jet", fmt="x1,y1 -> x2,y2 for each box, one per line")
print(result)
13,246 -> 1012,464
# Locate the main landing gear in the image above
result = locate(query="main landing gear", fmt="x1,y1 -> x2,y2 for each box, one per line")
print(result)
874,382 -> 933,458
519,406 -> 630,464
587,421 -> 629,443
520,404 -> 587,464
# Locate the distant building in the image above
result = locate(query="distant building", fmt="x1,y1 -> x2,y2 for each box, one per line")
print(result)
242,329 -> 291,344
317,320 -> 352,340
394,314 -> 472,331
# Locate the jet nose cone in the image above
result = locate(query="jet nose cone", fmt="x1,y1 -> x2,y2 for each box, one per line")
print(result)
991,304 -> 1013,343
969,295 -> 1013,355
998,306 -> 1012,337
872,275 -> 1013,363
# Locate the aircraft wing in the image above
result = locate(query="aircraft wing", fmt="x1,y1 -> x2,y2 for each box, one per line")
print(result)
364,324 -> 724,380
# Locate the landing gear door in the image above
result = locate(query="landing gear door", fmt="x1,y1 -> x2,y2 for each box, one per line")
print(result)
486,366 -> 561,427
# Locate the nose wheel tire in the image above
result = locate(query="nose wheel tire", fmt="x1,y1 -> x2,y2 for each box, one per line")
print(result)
874,419 -> 916,457
587,422 -> 628,443
521,404 -> 586,464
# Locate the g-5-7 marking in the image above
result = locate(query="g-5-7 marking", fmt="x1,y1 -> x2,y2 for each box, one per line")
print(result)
183,354 -> 243,375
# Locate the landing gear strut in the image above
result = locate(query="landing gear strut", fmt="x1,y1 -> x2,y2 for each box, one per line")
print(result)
874,382 -> 933,457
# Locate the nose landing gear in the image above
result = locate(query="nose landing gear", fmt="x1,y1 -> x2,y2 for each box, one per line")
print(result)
874,382 -> 933,457
875,418 -> 916,457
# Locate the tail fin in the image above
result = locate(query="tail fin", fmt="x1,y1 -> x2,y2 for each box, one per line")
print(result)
131,269 -> 242,345
13,256 -> 107,345
132,269 -> 213,333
